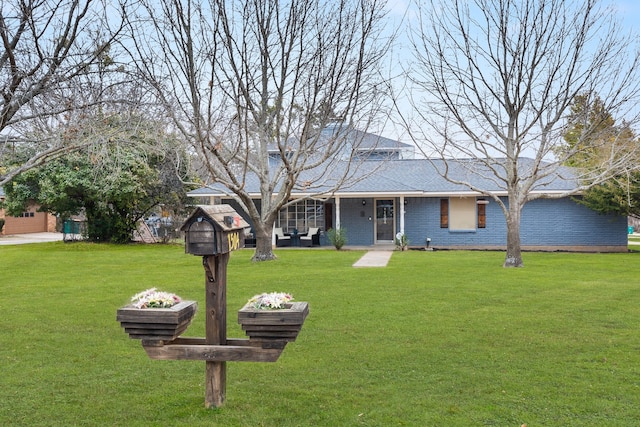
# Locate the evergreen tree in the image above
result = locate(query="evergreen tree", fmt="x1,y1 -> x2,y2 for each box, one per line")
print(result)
563,94 -> 640,219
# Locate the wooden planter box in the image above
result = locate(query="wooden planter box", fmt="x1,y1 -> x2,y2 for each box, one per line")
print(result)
117,300 -> 197,342
238,302 -> 309,343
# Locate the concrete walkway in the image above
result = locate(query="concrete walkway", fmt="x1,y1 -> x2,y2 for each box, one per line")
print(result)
0,232 -> 64,245
352,250 -> 393,267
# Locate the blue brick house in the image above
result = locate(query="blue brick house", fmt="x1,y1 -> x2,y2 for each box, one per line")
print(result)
188,125 -> 628,252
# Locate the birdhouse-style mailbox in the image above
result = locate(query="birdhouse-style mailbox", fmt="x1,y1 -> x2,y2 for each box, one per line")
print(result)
180,205 -> 250,255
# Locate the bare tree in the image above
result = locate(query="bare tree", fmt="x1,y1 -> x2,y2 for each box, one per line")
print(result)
407,0 -> 640,267
0,0 -> 128,186
125,0 -> 395,261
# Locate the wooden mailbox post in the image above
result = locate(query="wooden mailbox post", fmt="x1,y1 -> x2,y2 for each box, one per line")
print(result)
181,204 -> 246,408
119,204 -> 308,408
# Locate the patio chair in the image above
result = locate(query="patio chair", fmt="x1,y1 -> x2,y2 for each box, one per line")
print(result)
244,228 -> 256,248
300,227 -> 321,247
274,227 -> 291,247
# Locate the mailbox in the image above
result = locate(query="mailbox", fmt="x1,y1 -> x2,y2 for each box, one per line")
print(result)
181,205 -> 250,255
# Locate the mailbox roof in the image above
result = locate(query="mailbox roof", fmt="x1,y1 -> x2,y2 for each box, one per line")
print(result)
180,205 -> 250,232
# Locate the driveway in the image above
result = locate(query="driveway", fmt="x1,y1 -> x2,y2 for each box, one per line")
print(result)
0,232 -> 64,245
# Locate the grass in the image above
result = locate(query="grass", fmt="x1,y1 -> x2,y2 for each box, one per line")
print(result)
2,242 -> 640,426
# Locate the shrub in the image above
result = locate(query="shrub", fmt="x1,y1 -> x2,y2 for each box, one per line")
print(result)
395,232 -> 409,251
326,227 -> 347,250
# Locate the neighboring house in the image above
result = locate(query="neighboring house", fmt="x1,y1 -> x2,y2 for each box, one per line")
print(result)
188,126 -> 628,252
0,187 -> 57,235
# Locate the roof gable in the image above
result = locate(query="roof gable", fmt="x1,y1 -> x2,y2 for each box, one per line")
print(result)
267,122 -> 413,158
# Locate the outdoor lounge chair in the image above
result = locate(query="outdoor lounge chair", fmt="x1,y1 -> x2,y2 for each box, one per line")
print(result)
274,227 -> 291,247
300,227 -> 320,247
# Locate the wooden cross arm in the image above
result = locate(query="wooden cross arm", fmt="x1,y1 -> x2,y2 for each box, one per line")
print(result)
141,337 -> 285,362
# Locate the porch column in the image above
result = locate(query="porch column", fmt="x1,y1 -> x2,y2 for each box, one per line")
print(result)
399,196 -> 405,235
335,196 -> 341,229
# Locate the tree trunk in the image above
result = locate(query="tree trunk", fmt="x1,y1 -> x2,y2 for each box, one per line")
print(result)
504,202 -> 524,268
251,223 -> 277,262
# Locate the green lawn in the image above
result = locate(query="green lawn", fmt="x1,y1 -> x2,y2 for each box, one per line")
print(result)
2,242 -> 640,426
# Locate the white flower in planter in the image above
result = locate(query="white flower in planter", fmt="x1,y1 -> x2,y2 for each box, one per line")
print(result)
246,292 -> 293,310
130,288 -> 182,309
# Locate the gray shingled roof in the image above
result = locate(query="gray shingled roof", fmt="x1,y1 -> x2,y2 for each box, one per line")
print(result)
188,157 -> 579,198
267,122 -> 412,154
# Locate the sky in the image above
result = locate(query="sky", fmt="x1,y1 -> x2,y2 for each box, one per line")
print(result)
380,0 -> 640,147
